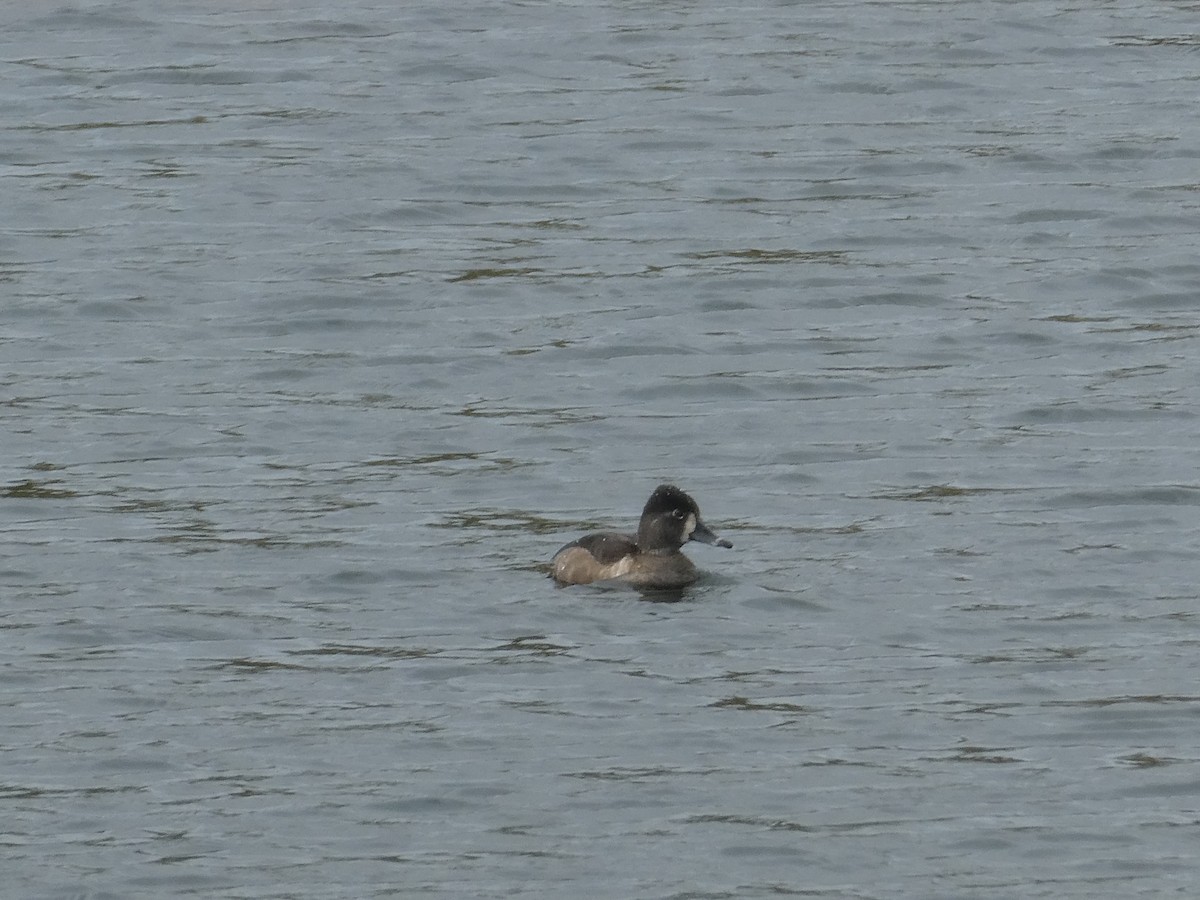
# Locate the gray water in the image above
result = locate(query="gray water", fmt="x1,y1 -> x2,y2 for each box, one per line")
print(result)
4,1 -> 1200,897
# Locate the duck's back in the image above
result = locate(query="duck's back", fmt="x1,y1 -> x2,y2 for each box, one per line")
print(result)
550,532 -> 637,584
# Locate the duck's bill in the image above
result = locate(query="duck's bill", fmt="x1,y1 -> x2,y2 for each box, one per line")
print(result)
690,520 -> 733,548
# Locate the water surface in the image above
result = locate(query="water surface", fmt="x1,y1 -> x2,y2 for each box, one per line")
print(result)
4,1 -> 1200,897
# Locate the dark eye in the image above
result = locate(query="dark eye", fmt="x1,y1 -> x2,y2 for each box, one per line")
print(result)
671,509 -> 686,520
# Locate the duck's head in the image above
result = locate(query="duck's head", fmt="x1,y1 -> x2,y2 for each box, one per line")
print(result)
637,483 -> 733,553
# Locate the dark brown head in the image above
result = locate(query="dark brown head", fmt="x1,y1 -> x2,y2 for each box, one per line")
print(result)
636,484 -> 733,553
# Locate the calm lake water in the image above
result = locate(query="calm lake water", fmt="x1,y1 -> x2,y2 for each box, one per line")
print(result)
4,1 -> 1200,897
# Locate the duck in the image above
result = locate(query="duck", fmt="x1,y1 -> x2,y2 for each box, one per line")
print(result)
550,484 -> 732,588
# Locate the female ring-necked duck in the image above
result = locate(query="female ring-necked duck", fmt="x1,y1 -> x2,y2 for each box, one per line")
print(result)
550,484 -> 732,588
